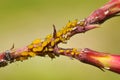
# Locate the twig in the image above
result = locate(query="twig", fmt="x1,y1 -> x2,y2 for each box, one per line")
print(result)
0,0 -> 120,74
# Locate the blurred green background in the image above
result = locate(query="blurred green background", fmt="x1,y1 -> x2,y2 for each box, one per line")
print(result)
0,0 -> 120,80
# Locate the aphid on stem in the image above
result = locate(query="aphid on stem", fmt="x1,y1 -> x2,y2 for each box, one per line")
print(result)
4,50 -> 12,61
0,59 -> 8,67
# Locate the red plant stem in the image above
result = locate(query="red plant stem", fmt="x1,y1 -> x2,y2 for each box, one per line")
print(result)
86,0 -> 120,24
78,48 -> 120,74
0,0 -> 119,74
53,47 -> 120,74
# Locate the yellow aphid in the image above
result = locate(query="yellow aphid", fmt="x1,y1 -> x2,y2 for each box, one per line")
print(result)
32,39 -> 41,45
66,22 -> 72,28
21,52 -> 29,56
42,41 -> 48,47
48,48 -> 53,51
33,48 -> 38,52
60,38 -> 64,42
46,34 -> 52,39
60,37 -> 66,42
33,47 -> 43,52
46,39 -> 51,43
59,49 -> 64,53
79,21 -> 85,26
71,52 -> 75,55
20,57 -> 28,61
72,48 -> 79,55
37,47 -> 43,52
63,29 -> 67,34
66,28 -> 72,32
66,50 -> 70,53
56,30 -> 63,37
75,52 -> 80,55
28,44 -> 34,49
54,38 -> 60,43
71,20 -> 77,27
28,52 -> 36,57
51,41 -> 55,47
73,48 -> 77,53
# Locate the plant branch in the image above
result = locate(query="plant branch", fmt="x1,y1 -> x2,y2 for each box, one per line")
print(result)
0,0 -> 120,74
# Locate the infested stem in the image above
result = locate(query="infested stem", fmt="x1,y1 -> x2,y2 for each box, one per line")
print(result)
0,0 -> 120,74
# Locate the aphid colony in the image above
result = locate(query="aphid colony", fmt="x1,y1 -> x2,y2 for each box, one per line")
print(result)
0,19 -> 85,67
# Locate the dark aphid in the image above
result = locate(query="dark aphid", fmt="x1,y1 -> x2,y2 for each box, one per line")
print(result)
0,59 -> 8,67
47,52 -> 55,59
4,50 -> 12,62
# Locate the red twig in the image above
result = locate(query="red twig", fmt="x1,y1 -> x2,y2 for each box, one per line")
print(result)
0,0 -> 120,74
53,47 -> 120,74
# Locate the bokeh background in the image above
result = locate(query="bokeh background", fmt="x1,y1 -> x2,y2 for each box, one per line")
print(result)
0,0 -> 120,80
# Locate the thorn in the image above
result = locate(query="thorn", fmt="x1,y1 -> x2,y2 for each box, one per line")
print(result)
10,44 -> 14,50
53,24 -> 57,38
85,24 -> 100,31
98,67 -> 105,72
